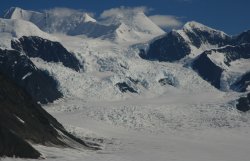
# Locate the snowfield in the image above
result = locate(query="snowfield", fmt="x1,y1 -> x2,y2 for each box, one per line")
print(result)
3,95 -> 250,161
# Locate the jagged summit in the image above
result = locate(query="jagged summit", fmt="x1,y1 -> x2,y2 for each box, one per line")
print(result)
183,21 -> 210,30
2,7 -> 164,42
3,7 -> 98,34
0,18 -> 55,48
98,11 -> 165,42
0,18 -> 52,37
84,13 -> 96,23
3,7 -> 22,19
3,7 -> 42,20
101,11 -> 164,36
183,21 -> 228,38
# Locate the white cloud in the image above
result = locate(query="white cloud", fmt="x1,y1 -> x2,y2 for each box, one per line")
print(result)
149,15 -> 182,29
44,8 -> 95,18
100,6 -> 149,19
100,7 -> 182,30
45,8 -> 81,17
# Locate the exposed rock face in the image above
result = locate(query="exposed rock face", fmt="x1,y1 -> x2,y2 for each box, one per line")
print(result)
192,44 -> 250,90
116,82 -> 138,93
192,53 -> 223,89
231,72 -> 250,92
182,21 -> 231,48
214,44 -> 250,65
0,72 -> 99,158
236,93 -> 250,112
0,126 -> 41,159
142,24 -> 250,64
11,36 -> 83,71
139,31 -> 191,61
0,48 -> 62,104
139,22 -> 250,92
158,77 -> 178,87
234,30 -> 250,45
139,22 -> 232,62
0,72 -> 66,145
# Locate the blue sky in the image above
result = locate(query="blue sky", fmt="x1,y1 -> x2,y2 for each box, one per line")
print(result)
0,0 -> 250,35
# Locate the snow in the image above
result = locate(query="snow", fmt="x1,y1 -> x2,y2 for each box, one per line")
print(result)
84,13 -> 96,23
21,72 -> 32,80
183,21 -> 228,39
0,18 -> 56,49
101,11 -> 164,35
1,7 -> 250,161
174,21 -> 231,60
4,7 -> 164,43
4,7 -> 98,35
23,34 -> 250,160
30,40 -> 219,101
15,115 -> 25,124
207,51 -> 228,68
0,7 -> 165,50
206,51 -> 250,91
229,58 -> 250,73
4,92 -> 250,161
99,10 -> 166,43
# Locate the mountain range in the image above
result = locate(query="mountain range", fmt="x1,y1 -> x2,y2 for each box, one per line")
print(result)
0,7 -> 250,159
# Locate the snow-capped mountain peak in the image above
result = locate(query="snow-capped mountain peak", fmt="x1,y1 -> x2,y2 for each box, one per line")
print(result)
3,7 -> 22,19
0,18 -> 55,48
3,7 -> 164,42
98,10 -> 165,42
184,21 -> 209,30
101,11 -> 165,36
3,7 -> 98,35
83,13 -> 96,23
3,7 -> 42,20
183,21 -> 228,38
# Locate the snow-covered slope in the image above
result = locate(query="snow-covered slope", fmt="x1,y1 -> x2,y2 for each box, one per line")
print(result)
182,21 -> 229,42
100,11 -> 165,42
180,21 -> 231,55
4,7 -> 97,34
101,11 -> 164,35
11,36 -> 83,71
1,8 -> 248,103
193,44 -> 250,91
0,18 -> 55,48
4,7 -> 122,40
139,21 -> 250,92
140,21 -> 232,62
4,7 -> 165,43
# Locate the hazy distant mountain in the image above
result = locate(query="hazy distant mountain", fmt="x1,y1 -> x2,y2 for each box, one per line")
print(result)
4,7 -> 164,42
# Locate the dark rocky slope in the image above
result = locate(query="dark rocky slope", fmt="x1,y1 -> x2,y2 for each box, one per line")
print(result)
139,22 -> 231,62
139,22 -> 250,91
192,52 -> 223,89
0,72 -> 99,158
182,22 -> 231,48
11,36 -> 83,71
0,125 -> 41,159
192,44 -> 250,90
231,72 -> 250,92
0,48 -> 62,104
236,93 -> 250,112
139,31 -> 191,62
233,30 -> 250,45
